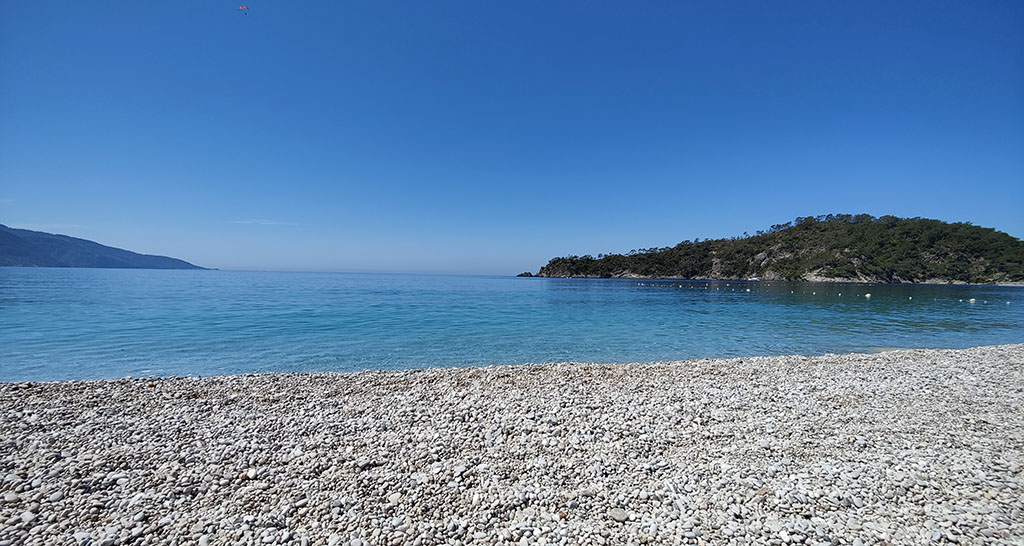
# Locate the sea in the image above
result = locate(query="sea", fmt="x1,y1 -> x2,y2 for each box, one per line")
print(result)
1,267 -> 1022,382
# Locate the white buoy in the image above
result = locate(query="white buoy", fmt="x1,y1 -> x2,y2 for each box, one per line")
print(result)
745,288 -> 751,292
969,298 -> 976,303
909,297 -> 912,300
865,293 -> 871,299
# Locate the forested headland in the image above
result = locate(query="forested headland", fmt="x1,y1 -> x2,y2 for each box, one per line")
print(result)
531,215 -> 1024,284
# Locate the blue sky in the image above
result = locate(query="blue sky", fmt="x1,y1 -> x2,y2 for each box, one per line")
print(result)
2,1 -> 1022,273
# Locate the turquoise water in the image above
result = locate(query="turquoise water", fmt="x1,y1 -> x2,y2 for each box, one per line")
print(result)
1,268 -> 1022,381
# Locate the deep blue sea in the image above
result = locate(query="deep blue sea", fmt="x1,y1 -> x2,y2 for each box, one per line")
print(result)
1,268 -> 1023,381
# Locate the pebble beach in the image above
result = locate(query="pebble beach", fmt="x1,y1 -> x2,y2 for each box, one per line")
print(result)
2,345 -> 1022,546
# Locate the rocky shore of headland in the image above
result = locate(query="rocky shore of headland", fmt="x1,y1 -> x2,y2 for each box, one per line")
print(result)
528,272 -> 1024,286
2,345 -> 1023,546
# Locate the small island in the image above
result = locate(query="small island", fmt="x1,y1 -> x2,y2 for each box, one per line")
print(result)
528,214 -> 1024,284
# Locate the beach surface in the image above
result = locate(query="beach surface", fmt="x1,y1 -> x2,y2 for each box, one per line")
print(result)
2,345 -> 1023,546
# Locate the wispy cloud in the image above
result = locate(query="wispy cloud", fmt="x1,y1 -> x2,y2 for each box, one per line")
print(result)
0,198 -> 14,204
230,219 -> 303,226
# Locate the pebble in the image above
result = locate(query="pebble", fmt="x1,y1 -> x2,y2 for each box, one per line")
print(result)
608,508 -> 628,523
0,345 -> 1022,545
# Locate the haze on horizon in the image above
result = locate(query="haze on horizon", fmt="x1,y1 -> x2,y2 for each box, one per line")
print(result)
2,1 -> 1022,274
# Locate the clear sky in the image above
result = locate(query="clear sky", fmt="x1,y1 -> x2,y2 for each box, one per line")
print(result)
2,1 -> 1022,274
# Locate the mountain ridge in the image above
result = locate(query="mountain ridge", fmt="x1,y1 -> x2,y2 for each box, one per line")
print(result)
0,224 -> 207,270
532,214 -> 1024,284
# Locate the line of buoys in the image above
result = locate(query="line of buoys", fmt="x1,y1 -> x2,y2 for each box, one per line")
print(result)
631,282 -> 1008,308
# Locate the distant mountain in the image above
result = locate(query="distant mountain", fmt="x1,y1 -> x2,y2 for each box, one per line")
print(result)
533,214 -> 1024,284
0,224 -> 206,269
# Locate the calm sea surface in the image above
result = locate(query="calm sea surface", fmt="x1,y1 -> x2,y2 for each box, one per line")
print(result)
1,268 -> 1022,381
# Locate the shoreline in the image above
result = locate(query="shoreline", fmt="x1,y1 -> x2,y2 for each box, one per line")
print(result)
527,275 -> 1024,287
2,344 -> 1023,545
3,343 -> 1023,385
3,343 -> 1024,385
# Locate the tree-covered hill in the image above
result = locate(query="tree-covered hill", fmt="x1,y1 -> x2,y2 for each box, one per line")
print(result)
534,215 -> 1024,284
0,223 -> 206,269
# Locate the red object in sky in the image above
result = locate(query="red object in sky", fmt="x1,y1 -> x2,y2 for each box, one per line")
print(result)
239,5 -> 248,10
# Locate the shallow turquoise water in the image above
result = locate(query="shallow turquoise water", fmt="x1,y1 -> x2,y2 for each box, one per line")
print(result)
1,268 -> 1022,381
